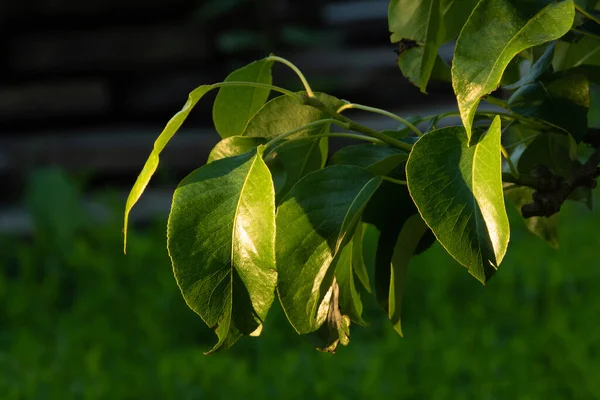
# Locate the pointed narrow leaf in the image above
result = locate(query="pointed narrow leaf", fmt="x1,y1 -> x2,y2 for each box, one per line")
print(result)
207,136 -> 267,163
124,85 -> 212,252
452,0 -> 575,140
276,166 -> 382,333
167,147 -> 277,353
504,42 -> 556,90
407,117 -> 509,283
213,58 -> 274,138
334,242 -> 366,325
388,215 -> 429,336
351,223 -> 371,293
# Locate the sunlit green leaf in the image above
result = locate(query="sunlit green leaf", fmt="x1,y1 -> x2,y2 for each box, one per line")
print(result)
124,85 -> 212,252
207,136 -> 267,163
213,58 -> 273,138
243,92 -> 344,197
453,0 -> 574,141
276,166 -> 382,333
168,147 -> 277,353
407,117 -> 509,284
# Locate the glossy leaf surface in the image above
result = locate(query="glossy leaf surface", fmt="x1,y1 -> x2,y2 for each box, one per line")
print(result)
213,58 -> 273,138
124,85 -> 212,252
452,0 -> 574,140
168,148 -> 277,353
207,136 -> 267,163
407,118 -> 509,283
276,166 -> 382,333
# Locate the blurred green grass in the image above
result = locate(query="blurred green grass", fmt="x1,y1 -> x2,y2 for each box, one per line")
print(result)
1,168 -> 599,399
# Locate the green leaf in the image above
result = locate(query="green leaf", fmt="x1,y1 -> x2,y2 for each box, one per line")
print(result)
276,166 -> 382,333
212,58 -> 274,138
397,48 -> 452,90
329,144 -> 408,176
553,36 -> 600,72
389,214 -> 429,336
504,42 -> 556,90
407,117 -> 509,284
124,85 -> 212,252
334,242 -> 366,325
265,137 -> 328,200
207,136 -> 268,163
517,132 -> 578,179
243,92 -> 344,139
452,0 -> 575,141
244,92 -> 344,197
504,186 -> 559,247
351,223 -> 371,293
389,0 -> 477,92
508,72 -> 590,141
167,147 -> 277,353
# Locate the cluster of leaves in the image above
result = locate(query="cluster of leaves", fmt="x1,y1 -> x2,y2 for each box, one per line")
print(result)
124,0 -> 600,353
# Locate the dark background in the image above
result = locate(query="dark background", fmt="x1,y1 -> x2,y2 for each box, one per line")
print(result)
2,1 -> 599,399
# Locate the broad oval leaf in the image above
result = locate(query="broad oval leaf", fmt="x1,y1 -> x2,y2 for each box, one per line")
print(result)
517,132 -> 578,179
243,92 -> 344,139
406,117 -> 509,284
334,241 -> 366,325
207,136 -> 267,163
276,166 -> 382,333
168,147 -> 277,353
212,58 -> 273,138
452,0 -> 575,140
244,92 -> 344,198
124,85 -> 212,252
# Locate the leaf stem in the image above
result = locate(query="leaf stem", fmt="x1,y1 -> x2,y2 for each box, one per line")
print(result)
337,103 -> 423,137
263,118 -> 349,151
212,81 -> 299,99
381,176 -> 407,185
267,55 -> 315,97
575,3 -> 600,26
500,145 -> 519,179
483,95 -> 509,110
302,95 -> 413,152
571,27 -> 600,40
